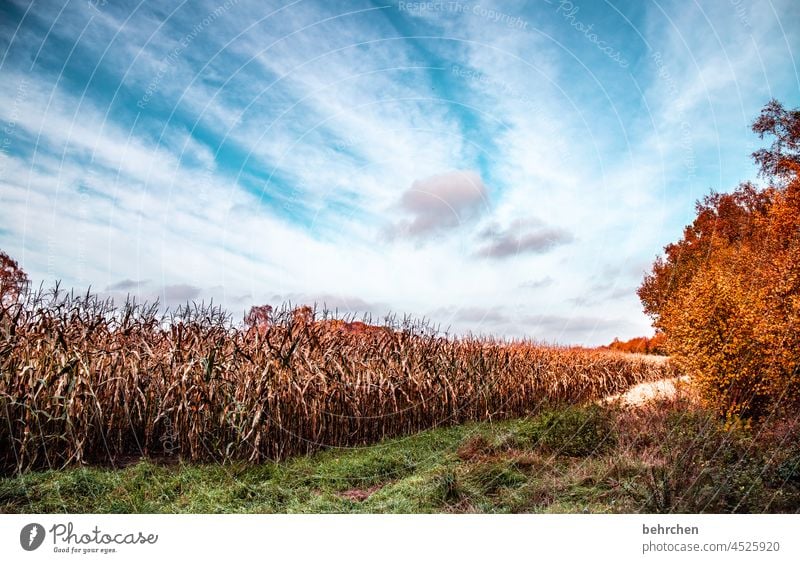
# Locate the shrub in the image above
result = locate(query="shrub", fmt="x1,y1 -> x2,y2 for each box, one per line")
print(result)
527,405 -> 616,457
621,409 -> 767,513
638,99 -> 800,418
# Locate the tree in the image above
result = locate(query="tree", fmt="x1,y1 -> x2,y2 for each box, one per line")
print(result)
603,334 -> 667,355
751,98 -> 800,181
0,250 -> 29,304
244,304 -> 273,328
637,183 -> 771,330
638,100 -> 800,418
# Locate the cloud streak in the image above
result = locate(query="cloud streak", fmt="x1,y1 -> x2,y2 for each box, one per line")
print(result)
475,219 -> 573,258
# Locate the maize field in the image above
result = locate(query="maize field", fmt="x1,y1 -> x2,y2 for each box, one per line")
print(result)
0,286 -> 676,475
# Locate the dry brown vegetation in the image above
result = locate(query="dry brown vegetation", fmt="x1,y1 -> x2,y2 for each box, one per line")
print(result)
0,285 -> 675,475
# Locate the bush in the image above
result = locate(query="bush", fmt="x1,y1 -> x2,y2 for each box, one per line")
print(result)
527,405 -> 616,457
622,410 -> 768,513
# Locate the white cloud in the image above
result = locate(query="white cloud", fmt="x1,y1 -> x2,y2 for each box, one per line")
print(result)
389,170 -> 489,238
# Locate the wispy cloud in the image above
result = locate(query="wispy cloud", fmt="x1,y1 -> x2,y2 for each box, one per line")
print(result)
475,219 -> 573,258
0,0 -> 797,345
161,284 -> 202,302
519,276 -> 554,289
106,279 -> 148,291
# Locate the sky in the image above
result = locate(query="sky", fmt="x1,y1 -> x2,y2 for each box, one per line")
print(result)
0,0 -> 798,345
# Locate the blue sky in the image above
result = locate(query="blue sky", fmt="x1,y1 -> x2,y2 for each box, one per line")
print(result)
0,0 -> 798,344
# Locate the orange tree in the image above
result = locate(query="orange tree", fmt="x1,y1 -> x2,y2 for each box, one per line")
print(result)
0,250 -> 29,304
638,100 -> 800,418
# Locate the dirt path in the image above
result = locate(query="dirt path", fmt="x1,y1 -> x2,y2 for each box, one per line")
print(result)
602,375 -> 691,407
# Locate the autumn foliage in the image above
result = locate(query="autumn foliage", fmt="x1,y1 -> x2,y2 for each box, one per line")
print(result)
603,334 -> 667,355
0,251 -> 29,305
639,100 -> 800,418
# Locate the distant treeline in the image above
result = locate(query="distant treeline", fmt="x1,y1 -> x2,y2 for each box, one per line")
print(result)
601,334 -> 667,356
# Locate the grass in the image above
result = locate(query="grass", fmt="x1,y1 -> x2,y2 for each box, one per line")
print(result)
3,398 -> 799,514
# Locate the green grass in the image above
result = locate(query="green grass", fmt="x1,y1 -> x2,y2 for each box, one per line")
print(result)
2,401 -> 799,513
